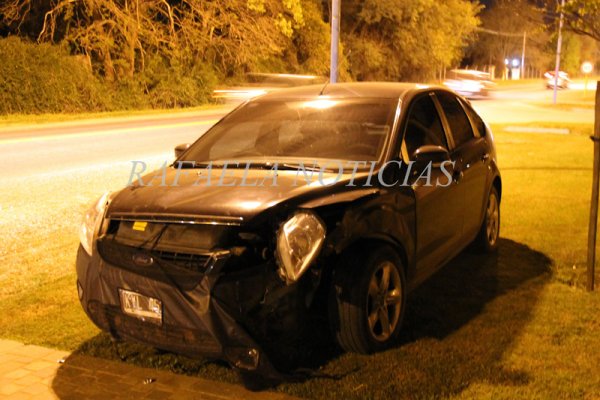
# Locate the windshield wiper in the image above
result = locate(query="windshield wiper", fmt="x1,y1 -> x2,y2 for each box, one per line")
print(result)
173,161 -> 331,172
278,163 -> 324,172
171,161 -> 212,169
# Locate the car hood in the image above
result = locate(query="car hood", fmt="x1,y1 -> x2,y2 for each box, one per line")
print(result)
108,166 -> 379,223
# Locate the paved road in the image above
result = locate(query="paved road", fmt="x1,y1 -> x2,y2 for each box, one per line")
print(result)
0,108 -> 232,179
471,82 -> 595,124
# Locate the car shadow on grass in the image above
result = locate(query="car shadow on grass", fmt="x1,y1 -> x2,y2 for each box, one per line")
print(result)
54,238 -> 552,399
279,238 -> 553,399
403,237 -> 552,342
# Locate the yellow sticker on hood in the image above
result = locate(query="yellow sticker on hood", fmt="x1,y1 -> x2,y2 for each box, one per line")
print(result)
132,221 -> 148,232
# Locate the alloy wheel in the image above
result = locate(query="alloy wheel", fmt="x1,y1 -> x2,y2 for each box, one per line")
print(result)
486,192 -> 499,246
366,261 -> 402,342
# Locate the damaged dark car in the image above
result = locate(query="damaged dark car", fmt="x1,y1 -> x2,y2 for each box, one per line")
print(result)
76,82 -> 501,382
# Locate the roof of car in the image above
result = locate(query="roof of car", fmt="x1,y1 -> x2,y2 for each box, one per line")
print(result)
255,81 -> 443,101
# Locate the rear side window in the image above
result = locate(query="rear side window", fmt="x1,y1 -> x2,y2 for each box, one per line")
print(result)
436,91 -> 474,147
403,95 -> 448,158
462,101 -> 487,137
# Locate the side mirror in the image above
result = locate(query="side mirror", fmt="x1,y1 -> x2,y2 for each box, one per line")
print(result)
174,143 -> 192,158
412,145 -> 450,166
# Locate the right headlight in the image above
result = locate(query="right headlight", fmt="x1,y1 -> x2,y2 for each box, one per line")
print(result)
276,211 -> 326,284
79,192 -> 109,256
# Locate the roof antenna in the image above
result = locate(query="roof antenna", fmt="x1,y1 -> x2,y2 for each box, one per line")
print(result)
319,80 -> 330,96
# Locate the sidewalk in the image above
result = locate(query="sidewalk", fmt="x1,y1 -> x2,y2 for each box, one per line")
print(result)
0,339 -> 297,400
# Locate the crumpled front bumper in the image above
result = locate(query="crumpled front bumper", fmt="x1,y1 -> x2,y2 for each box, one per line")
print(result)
75,245 -> 282,378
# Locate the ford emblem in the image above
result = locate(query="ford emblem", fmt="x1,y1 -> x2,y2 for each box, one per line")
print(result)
132,253 -> 154,267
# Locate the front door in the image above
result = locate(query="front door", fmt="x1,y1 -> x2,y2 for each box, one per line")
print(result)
401,93 -> 464,280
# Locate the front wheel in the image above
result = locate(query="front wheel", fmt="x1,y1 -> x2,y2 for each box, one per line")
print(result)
474,186 -> 500,252
330,245 -> 406,354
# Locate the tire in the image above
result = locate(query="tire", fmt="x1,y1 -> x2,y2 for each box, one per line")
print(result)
473,186 -> 500,252
330,244 -> 406,354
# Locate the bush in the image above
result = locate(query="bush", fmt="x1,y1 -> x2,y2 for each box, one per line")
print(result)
108,81 -> 151,111
139,55 -> 218,109
0,36 -> 219,115
0,36 -> 112,114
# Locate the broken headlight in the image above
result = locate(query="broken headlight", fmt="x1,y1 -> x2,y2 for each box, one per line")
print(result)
276,211 -> 325,284
79,191 -> 110,256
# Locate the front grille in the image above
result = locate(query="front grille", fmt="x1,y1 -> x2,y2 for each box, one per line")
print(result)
97,238 -> 208,290
152,249 -> 211,272
108,218 -> 232,251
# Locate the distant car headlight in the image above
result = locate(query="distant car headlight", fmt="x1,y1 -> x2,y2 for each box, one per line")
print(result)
276,211 -> 326,284
79,192 -> 110,256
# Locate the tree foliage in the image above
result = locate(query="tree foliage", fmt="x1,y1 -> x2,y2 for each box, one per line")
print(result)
341,0 -> 481,81
467,0 -> 552,75
562,0 -> 600,42
0,0 -> 325,81
0,0 -> 484,113
541,1 -> 600,74
0,36 -> 113,113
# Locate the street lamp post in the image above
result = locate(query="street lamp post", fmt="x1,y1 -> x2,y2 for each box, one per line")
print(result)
330,0 -> 341,83
586,81 -> 600,292
521,31 -> 526,79
553,0 -> 565,105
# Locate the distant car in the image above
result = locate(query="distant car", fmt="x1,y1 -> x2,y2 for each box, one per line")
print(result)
544,71 -> 570,89
443,69 -> 496,99
212,73 -> 327,102
77,82 -> 501,382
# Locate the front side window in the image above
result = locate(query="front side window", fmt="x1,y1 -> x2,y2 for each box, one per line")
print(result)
182,98 -> 397,166
403,94 -> 448,158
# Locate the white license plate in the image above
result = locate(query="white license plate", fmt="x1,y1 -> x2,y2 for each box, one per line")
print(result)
118,288 -> 162,325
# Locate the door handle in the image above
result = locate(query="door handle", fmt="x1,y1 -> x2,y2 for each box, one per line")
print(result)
481,153 -> 490,162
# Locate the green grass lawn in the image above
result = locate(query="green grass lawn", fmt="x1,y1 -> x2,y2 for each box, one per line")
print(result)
1,124 -> 600,398
533,87 -> 598,110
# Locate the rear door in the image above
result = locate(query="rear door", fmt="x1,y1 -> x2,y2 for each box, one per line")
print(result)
433,91 -> 489,241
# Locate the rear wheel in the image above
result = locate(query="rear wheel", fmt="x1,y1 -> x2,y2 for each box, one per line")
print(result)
330,245 -> 406,354
474,186 -> 500,252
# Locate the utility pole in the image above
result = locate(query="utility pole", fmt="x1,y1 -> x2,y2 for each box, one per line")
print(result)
587,81 -> 600,292
521,31 -> 526,79
330,0 -> 341,83
553,0 -> 565,105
